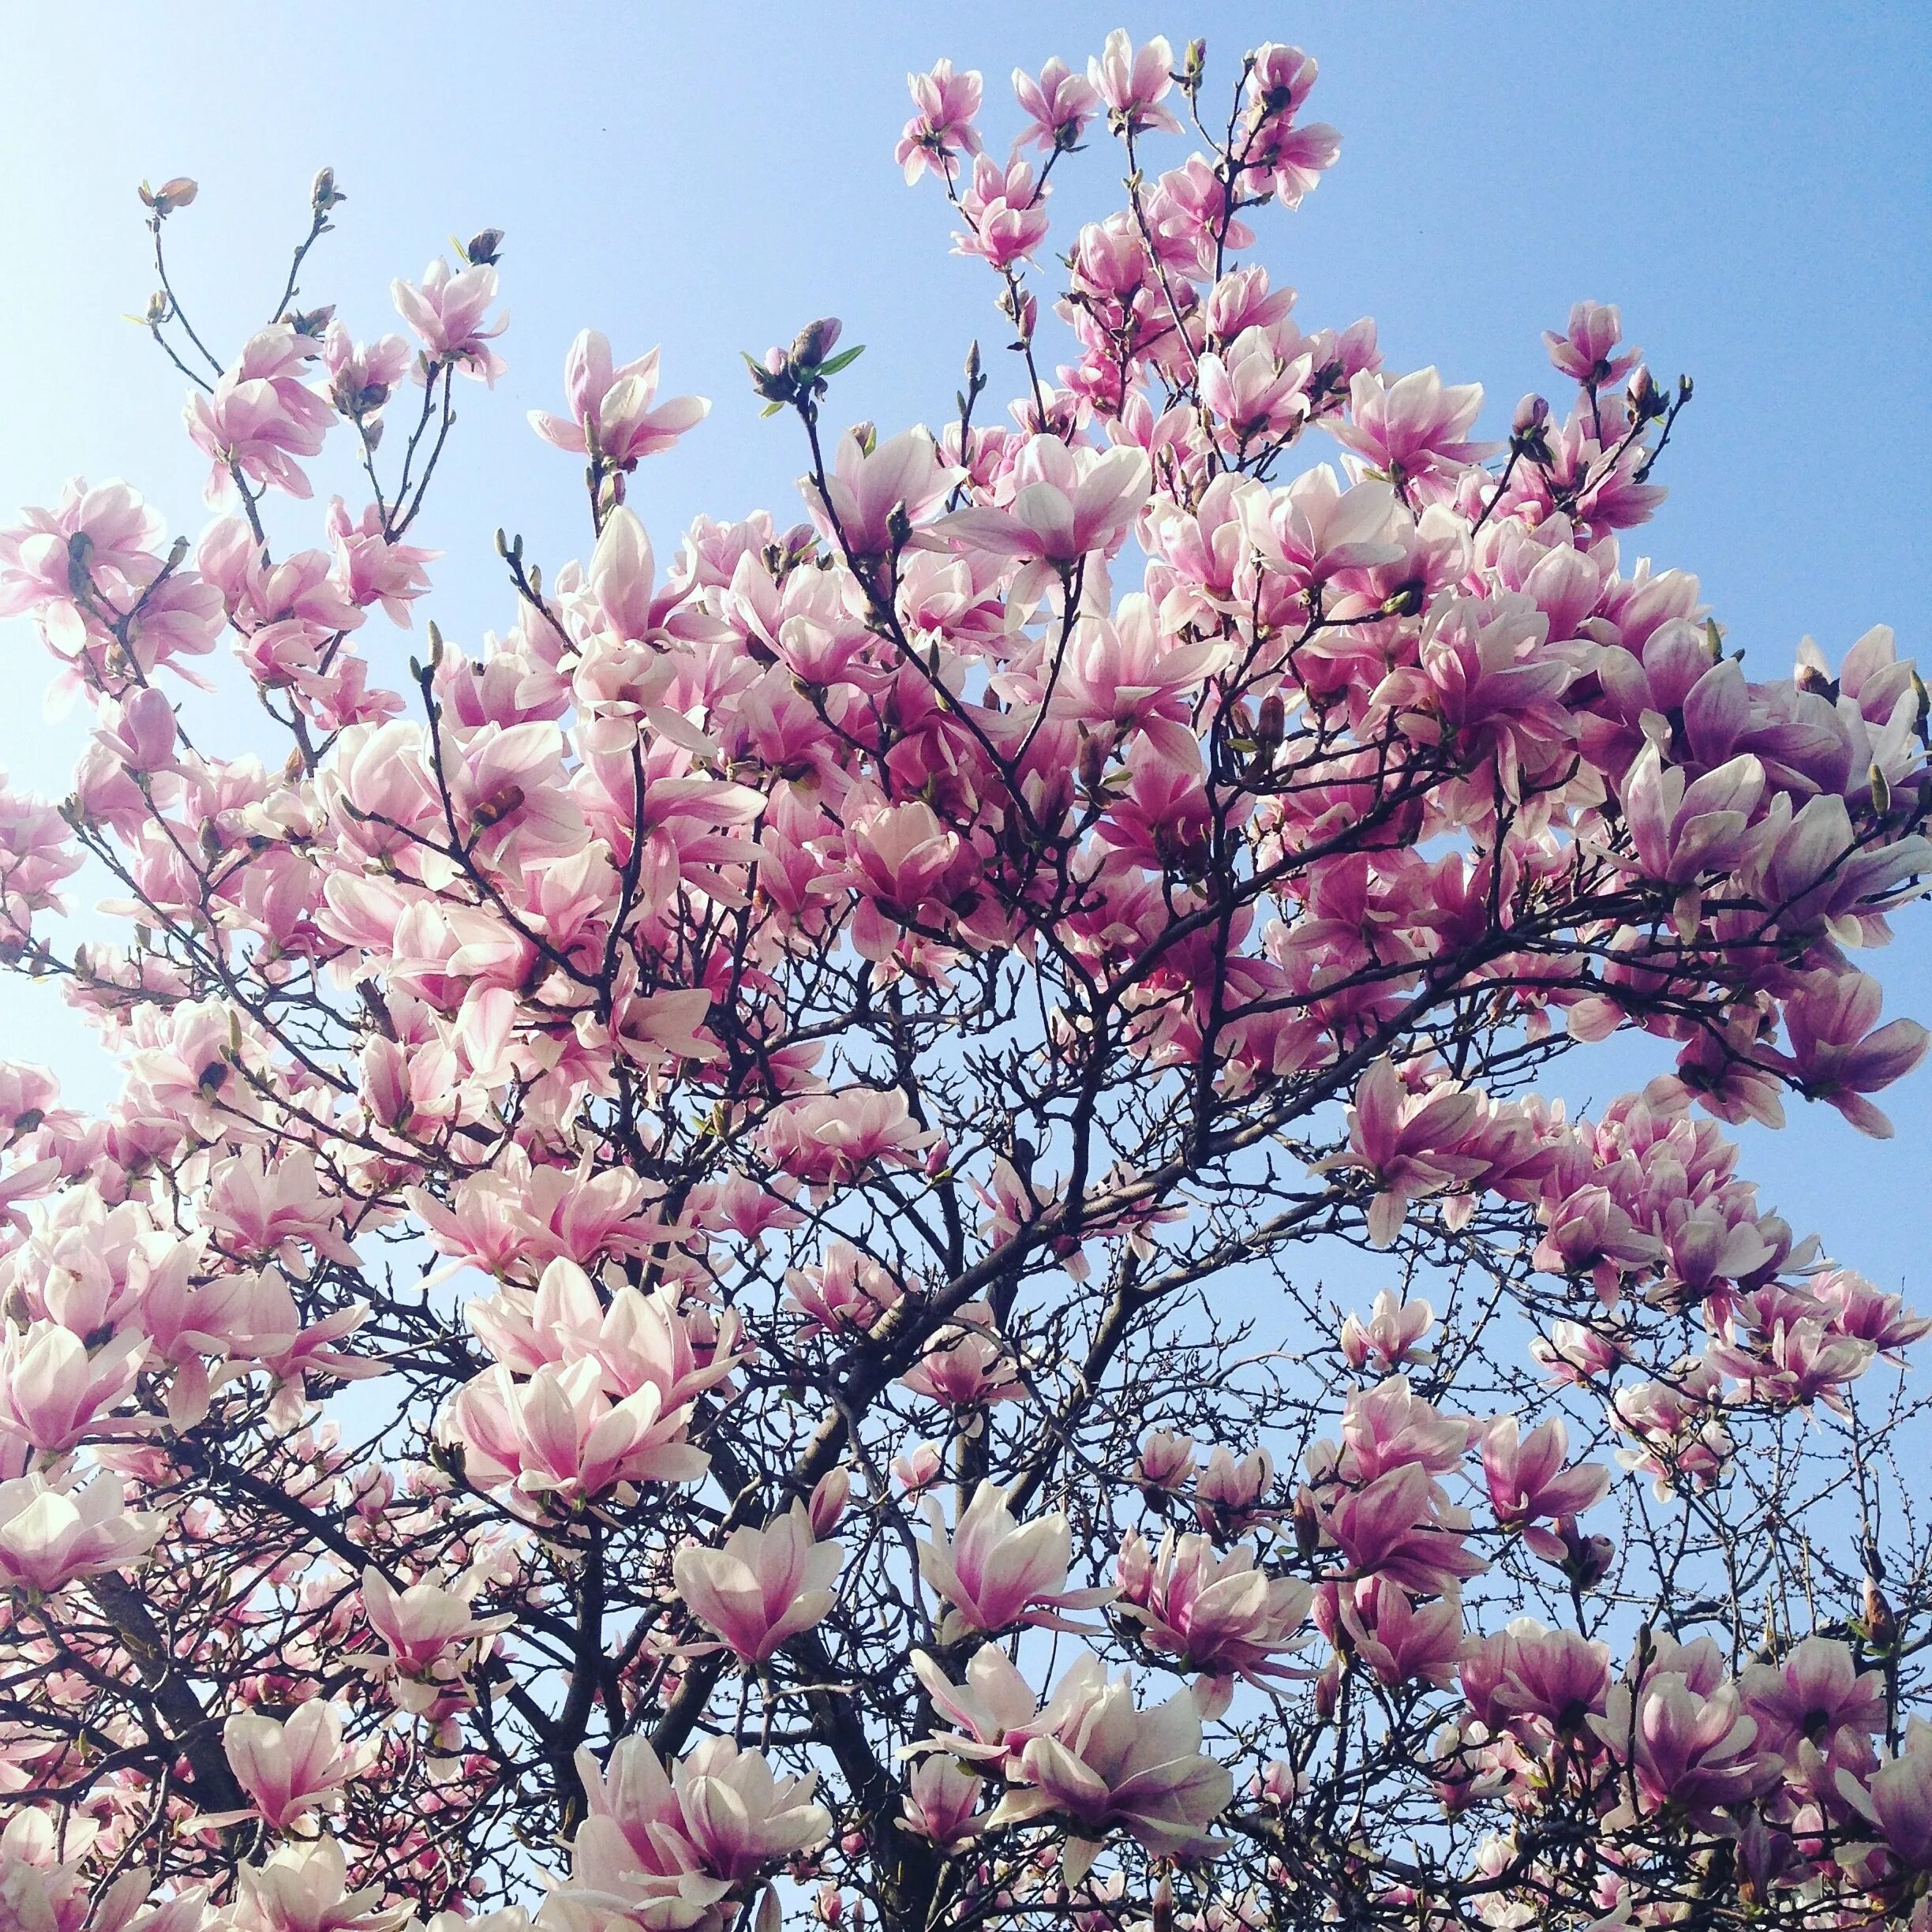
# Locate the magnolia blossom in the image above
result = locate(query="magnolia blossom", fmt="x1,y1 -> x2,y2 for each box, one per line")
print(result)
530,332 -> 710,468
0,1473 -> 158,1596
987,1664 -> 1232,1881
223,1704 -> 354,1829
918,1482 -> 1114,1638
672,1503 -> 843,1664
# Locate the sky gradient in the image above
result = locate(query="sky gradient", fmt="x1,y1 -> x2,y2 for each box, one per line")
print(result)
1,1 -> 1927,1290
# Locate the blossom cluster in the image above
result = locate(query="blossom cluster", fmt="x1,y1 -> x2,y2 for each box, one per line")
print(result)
0,26 -> 1926,1932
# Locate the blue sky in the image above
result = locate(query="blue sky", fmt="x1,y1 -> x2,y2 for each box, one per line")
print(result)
1,1 -> 1927,1290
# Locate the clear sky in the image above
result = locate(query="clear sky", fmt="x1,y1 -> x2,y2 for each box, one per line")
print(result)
1,1 -> 1928,1292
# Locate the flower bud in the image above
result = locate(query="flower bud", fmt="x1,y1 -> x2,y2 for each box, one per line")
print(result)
311,167 -> 345,212
464,228 -> 505,266
790,318 -> 843,369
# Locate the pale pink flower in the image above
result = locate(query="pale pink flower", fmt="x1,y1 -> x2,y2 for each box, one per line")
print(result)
1479,1415 -> 1611,1550
0,1472 -> 159,1597
1331,366 -> 1491,483
233,1836 -> 386,1932
1115,1527 -> 1312,1684
990,1670 -> 1231,1881
896,60 -> 983,185
1739,1636 -> 1885,1767
918,1481 -> 1114,1638
672,1501 -> 843,1664
898,1756 -> 987,1853
223,1704 -> 354,1829
360,1566 -> 513,1713
1088,30 -> 1180,135
938,436 -> 1151,565
1544,300 -> 1640,388
1339,1290 -> 1435,1373
1592,1669 -> 1773,1828
530,332 -> 709,466
1771,969 -> 1930,1138
1013,58 -> 1099,151
800,428 -> 960,562
760,1088 -> 942,1191
672,1738 -> 832,1882
392,258 -> 508,384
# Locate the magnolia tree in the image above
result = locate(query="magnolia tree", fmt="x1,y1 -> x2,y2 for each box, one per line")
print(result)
1,26 -> 1930,1932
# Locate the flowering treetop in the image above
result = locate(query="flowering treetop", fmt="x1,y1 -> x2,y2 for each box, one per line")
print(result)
0,24 -> 1929,1932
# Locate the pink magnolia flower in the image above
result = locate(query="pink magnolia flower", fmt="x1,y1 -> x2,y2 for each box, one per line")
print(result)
223,1703 -> 354,1829
1114,1527 -> 1312,1684
896,60 -> 983,185
1739,1636 -> 1885,1768
918,1481 -> 1113,1638
1331,366 -> 1492,485
672,1738 -> 833,1882
530,332 -> 709,468
1332,1059 -> 1488,1249
184,327 -> 334,505
898,1311 -> 1024,1411
1339,1290 -> 1435,1373
1489,1623 -> 1612,1741
392,258 -> 507,384
233,1836 -> 387,1932
897,1756 -> 988,1854
1135,1428 -> 1195,1495
1479,1415 -> 1611,1553
1323,1462 -> 1486,1597
1814,1268 -> 1932,1357
989,1670 -> 1231,1882
1592,1668 -> 1773,1828
1771,969 -> 1930,1137
800,428 -> 960,563
1840,1719 -> 1932,1872
1013,58 -> 1099,152
786,1242 -> 905,1339
671,1501 -> 843,1664
1620,744 -> 1766,886
1331,1576 -> 1465,1688
1543,300 -> 1640,388
556,1735 -> 732,1931
0,1321 -> 145,1458
760,1088 -> 942,1191
324,496 -> 436,624
360,1567 -> 512,1714
938,436 -> 1151,566
1193,1445 -> 1275,1537
439,1359 -> 709,1504
0,1472 -> 159,1597
1088,30 -> 1180,135
956,156 -> 1050,271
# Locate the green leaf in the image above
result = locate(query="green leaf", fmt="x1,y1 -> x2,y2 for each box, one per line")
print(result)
817,344 -> 867,376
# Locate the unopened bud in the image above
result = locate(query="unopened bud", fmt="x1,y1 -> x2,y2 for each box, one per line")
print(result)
311,167 -> 344,212
1078,732 -> 1108,794
1256,691 -> 1286,754
1870,762 -> 1892,818
464,227 -> 504,266
807,1466 -> 850,1537
1863,1575 -> 1897,1651
1626,365 -> 1664,424
790,317 -> 842,369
